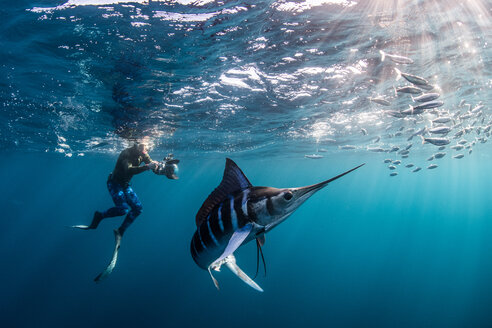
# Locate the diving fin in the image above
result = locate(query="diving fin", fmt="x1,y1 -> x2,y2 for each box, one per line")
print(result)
71,212 -> 102,230
94,229 -> 122,283
225,255 -> 263,292
70,225 -> 91,230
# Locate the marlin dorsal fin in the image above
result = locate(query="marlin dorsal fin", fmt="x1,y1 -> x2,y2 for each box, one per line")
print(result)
195,158 -> 252,227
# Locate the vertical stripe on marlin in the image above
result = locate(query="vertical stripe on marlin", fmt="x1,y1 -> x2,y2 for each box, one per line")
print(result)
217,203 -> 224,232
207,218 -> 220,246
199,218 -> 216,248
234,191 -> 248,227
241,189 -> 250,219
266,196 -> 276,216
193,231 -> 205,254
190,237 -> 198,260
247,198 -> 257,222
221,199 -> 233,233
209,206 -> 226,244
197,224 -> 207,250
230,196 -> 238,231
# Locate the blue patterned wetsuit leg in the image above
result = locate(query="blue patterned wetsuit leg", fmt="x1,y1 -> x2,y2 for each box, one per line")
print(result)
103,179 -> 143,235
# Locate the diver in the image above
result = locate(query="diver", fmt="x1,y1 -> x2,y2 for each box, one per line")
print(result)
72,142 -> 179,282
74,143 -> 180,237
88,143 -> 158,238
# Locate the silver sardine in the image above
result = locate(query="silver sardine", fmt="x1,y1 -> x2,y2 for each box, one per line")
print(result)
395,68 -> 429,86
421,136 -> 450,146
380,50 -> 414,64
412,93 -> 440,103
396,86 -> 422,95
369,97 -> 391,106
428,126 -> 451,135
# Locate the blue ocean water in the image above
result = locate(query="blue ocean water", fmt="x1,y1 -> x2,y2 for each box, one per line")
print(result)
1,0 -> 492,327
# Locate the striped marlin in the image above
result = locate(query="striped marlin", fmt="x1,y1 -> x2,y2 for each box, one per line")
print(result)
190,158 -> 364,292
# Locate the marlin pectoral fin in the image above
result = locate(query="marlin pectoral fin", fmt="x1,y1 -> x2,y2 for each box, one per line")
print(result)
207,224 -> 253,291
214,223 -> 253,265
225,255 -> 263,292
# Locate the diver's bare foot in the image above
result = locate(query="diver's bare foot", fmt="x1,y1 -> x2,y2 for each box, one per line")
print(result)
88,211 -> 103,229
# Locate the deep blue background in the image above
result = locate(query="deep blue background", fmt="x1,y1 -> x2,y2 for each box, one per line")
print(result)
1,150 -> 492,327
1,0 -> 492,327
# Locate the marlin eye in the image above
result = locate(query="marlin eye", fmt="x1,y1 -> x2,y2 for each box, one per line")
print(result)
283,192 -> 293,201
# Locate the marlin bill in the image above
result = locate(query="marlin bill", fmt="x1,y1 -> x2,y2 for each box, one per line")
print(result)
190,158 -> 364,292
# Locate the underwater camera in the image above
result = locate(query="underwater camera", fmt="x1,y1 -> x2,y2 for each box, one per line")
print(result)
153,153 -> 180,179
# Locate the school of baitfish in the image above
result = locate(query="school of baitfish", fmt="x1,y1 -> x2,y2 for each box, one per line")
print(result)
305,50 -> 488,176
